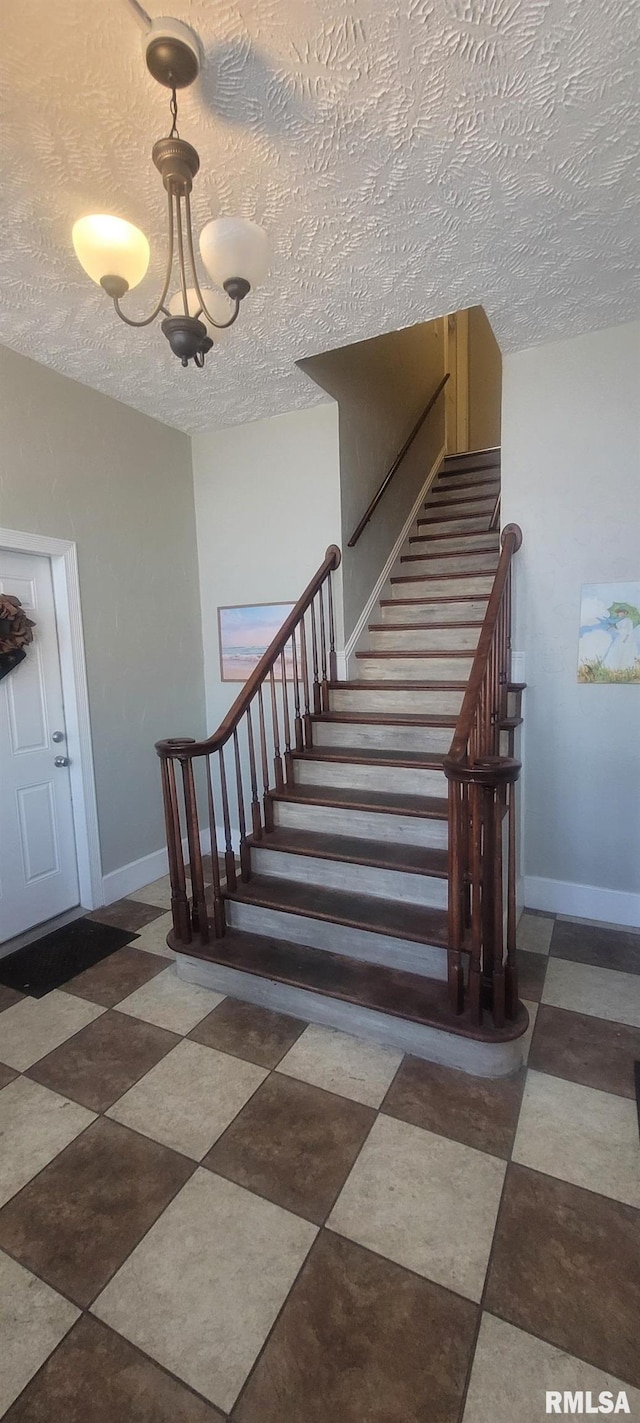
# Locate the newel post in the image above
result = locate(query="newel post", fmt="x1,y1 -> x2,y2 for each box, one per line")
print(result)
444,755 -> 521,1026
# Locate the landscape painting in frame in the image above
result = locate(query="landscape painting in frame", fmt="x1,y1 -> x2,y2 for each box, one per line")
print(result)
218,602 -> 296,683
578,582 -> 640,684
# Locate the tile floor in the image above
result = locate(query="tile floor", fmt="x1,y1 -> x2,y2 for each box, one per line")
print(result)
0,890 -> 639,1421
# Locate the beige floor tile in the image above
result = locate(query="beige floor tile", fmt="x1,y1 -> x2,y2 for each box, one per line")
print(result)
0,1077 -> 95,1209
107,1038 -> 267,1159
116,965 -> 223,1034
517,913 -> 554,956
126,911 -> 175,958
463,1313 -> 640,1422
92,1167 -> 316,1413
0,1249 -> 80,1416
327,1113 -> 505,1302
543,958 -> 640,1029
513,1070 -> 640,1208
277,1023 -> 403,1108
128,876 -> 173,910
0,991 -> 105,1072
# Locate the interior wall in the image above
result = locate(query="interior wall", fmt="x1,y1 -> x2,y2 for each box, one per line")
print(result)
501,320 -> 640,926
0,344 -> 205,884
191,404 -> 341,737
300,320 -> 446,640
467,306 -> 502,451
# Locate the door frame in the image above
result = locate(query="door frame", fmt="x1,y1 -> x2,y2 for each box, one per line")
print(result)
0,526 -> 102,911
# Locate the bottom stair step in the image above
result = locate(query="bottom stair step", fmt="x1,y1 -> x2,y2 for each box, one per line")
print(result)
225,876 -> 448,947
173,929 -> 530,1078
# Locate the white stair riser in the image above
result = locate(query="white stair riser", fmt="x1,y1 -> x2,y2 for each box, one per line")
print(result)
293,756 -> 447,798
418,515 -> 490,534
368,626 -> 480,653
399,553 -> 498,576
357,655 -> 474,681
379,599 -> 488,625
274,796 -> 449,849
250,846 -> 448,909
226,899 -> 448,979
425,497 -> 495,519
312,720 -> 454,753
431,481 -> 500,502
410,533 -> 498,555
330,685 -> 464,713
391,575 -> 494,599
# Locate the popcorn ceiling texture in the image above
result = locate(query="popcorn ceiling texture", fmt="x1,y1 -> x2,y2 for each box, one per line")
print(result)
1,0 -> 638,433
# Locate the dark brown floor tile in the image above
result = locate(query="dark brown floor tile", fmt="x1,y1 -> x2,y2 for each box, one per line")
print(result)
61,945 -> 167,1007
234,1230 -> 477,1423
517,949 -> 548,1002
0,1116 -> 194,1306
382,1055 -> 526,1159
4,1314 -> 224,1422
203,1073 -> 374,1224
0,985 -> 24,1014
89,899 -> 166,932
485,1163 -> 640,1388
189,998 -> 306,1068
27,1009 -> 180,1112
529,1004 -> 640,1099
551,919 -> 640,975
0,1062 -> 18,1090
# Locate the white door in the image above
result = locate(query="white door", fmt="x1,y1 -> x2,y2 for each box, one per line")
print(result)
0,550 -> 80,943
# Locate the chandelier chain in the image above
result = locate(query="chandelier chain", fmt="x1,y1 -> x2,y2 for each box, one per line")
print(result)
168,88 -> 179,139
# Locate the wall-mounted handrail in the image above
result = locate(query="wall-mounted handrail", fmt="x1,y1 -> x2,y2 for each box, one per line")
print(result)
155,545 -> 342,949
347,372 -> 449,547
443,524 -> 523,1028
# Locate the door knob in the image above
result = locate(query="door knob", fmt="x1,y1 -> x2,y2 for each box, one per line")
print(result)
52,730 -> 65,743
54,755 -> 70,767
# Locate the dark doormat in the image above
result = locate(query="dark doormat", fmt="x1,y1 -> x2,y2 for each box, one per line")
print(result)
0,919 -> 139,998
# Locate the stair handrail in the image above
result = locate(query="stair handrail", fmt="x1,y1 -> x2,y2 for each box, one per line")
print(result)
155,545 -> 342,951
347,372 -> 449,548
443,523 -> 524,1028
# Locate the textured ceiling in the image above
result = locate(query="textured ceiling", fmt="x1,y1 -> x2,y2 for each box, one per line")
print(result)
1,0 -> 638,433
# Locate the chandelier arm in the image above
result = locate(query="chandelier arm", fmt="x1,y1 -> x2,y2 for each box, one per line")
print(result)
112,190 -> 176,329
183,191 -> 241,330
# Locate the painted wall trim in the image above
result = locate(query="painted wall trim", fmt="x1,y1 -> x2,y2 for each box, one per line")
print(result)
0,525 -> 103,911
524,876 -> 640,929
101,825 -> 238,905
343,443 -> 446,663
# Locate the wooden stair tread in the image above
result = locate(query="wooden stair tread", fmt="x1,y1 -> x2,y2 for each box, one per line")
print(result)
368,621 -> 483,631
410,528 -> 498,543
313,711 -> 458,727
401,550 -> 498,562
437,474 -> 500,490
425,491 -> 497,509
224,876 -> 448,946
269,781 -> 449,819
247,826 -> 448,878
294,745 -> 445,769
391,572 -> 492,584
356,649 -> 472,659
178,929 -> 526,1044
379,595 -> 488,607
418,511 -> 492,525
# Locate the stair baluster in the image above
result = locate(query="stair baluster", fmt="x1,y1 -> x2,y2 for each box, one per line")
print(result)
310,596 -> 321,714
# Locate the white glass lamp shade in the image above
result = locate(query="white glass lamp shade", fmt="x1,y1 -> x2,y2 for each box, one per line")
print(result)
168,287 -> 233,342
199,217 -> 268,292
72,215 -> 150,290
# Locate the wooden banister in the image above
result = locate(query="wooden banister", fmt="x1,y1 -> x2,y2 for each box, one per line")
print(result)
155,545 -> 342,948
347,373 -> 449,548
443,523 -> 524,1026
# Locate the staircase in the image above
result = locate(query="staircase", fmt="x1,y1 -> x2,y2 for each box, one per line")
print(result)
156,445 -> 528,1078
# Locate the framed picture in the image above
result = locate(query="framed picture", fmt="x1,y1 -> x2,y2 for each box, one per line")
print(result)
218,602 -> 297,683
578,582 -> 640,684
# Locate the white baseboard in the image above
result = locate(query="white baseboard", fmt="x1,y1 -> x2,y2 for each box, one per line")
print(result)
343,443 -> 446,665
102,827 -> 215,905
524,876 -> 640,929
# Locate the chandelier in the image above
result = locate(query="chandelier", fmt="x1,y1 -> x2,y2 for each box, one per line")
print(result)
72,17 -> 268,369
